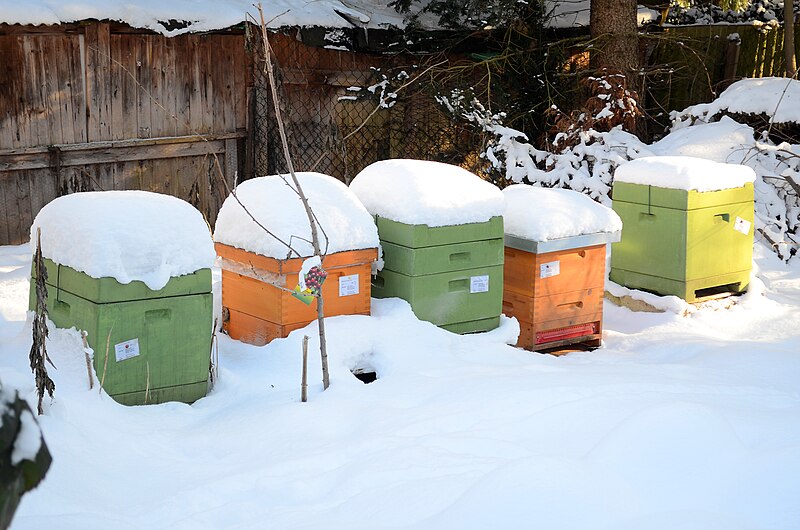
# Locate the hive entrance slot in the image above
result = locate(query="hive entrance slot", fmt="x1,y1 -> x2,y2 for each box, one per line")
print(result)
693,282 -> 741,300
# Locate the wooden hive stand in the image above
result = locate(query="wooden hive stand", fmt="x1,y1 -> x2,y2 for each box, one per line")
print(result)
503,233 -> 618,353
216,243 -> 378,346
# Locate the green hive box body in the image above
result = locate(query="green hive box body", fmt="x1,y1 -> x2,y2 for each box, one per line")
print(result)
30,259 -> 212,405
610,182 -> 754,301
372,216 -> 504,333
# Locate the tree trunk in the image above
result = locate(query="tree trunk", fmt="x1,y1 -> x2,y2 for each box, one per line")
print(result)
590,0 -> 639,77
786,1 -> 797,77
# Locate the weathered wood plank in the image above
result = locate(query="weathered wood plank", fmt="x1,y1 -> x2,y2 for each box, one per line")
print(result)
94,163 -> 114,192
21,36 -> 45,147
212,35 -> 232,134
120,33 -> 139,140
163,35 -> 180,137
27,167 -> 57,230
0,132 -> 245,156
1,171 -> 24,243
233,34 -> 247,131
15,170 -> 33,243
149,35 -> 168,137
187,35 -> 203,134
71,33 -> 87,144
0,36 -> 23,150
0,139 -> 228,171
200,35 -> 214,134
174,35 -> 192,136
41,35 -> 65,145
0,171 -> 11,243
136,34 -> 153,138
109,33 -> 126,141
85,23 -> 112,141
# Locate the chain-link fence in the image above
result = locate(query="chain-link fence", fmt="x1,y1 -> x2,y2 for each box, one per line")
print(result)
251,35 -> 487,184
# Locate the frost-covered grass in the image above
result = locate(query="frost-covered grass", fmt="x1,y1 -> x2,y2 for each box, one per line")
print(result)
2,242 -> 800,529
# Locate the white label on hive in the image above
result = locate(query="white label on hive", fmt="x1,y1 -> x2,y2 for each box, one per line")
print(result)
114,338 -> 140,362
734,216 -> 751,235
470,275 -> 489,293
540,260 -> 561,278
339,274 -> 359,297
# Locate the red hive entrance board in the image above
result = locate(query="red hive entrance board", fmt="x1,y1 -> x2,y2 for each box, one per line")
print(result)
503,244 -> 605,352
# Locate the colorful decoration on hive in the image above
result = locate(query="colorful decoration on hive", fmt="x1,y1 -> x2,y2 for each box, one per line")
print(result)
292,256 -> 328,305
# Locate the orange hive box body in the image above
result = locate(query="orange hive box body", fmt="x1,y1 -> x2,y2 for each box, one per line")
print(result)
216,242 -> 377,346
503,243 -> 606,352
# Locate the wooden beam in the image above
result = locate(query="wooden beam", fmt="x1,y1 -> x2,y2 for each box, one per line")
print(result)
0,133 -> 244,171
279,68 -> 374,87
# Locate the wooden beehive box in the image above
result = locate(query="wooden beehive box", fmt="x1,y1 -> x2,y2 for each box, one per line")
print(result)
503,232 -> 618,352
371,215 -> 505,334
31,258 -> 212,405
501,184 -> 623,353
610,181 -> 754,302
28,190 -> 216,406
217,242 -> 377,346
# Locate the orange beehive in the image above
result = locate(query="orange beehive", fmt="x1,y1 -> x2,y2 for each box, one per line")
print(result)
216,242 -> 377,346
503,242 -> 606,352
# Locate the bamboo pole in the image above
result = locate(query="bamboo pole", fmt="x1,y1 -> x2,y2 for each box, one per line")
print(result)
301,335 -> 309,403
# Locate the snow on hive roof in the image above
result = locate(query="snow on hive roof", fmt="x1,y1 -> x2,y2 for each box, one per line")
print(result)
30,191 -> 215,290
213,172 -> 379,259
614,156 -> 756,192
678,77 -> 800,124
0,0 -> 417,35
349,159 -> 505,227
503,185 -> 621,241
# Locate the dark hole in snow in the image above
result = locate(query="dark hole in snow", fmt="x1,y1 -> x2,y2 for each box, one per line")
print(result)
351,369 -> 377,384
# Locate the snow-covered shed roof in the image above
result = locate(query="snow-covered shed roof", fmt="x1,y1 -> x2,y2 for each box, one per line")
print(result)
0,0 -> 429,36
0,1 -> 659,36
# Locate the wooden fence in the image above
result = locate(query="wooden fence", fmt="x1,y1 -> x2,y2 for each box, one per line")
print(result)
0,23 -> 250,245
646,23 -> 800,116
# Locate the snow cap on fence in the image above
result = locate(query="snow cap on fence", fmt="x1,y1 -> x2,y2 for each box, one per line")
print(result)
30,190 -> 215,290
614,156 -> 756,192
214,172 -> 379,259
503,185 -> 622,242
349,159 -> 505,227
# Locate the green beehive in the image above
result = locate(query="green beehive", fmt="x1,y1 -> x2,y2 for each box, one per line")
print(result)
371,216 -> 505,333
30,259 -> 212,406
610,157 -> 755,302
350,159 -> 506,334
28,190 -> 216,406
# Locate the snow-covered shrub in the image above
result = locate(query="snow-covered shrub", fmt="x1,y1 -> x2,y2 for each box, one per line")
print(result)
437,77 -> 799,260
549,71 -> 642,149
670,78 -> 800,259
435,72 -> 647,203
487,126 -> 651,205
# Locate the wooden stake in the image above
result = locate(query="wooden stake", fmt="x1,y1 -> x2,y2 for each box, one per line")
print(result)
301,335 -> 309,403
99,326 -> 112,394
144,361 -> 151,405
80,330 -> 94,390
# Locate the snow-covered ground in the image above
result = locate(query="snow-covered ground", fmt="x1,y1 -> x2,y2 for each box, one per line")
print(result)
2,237 -> 800,529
